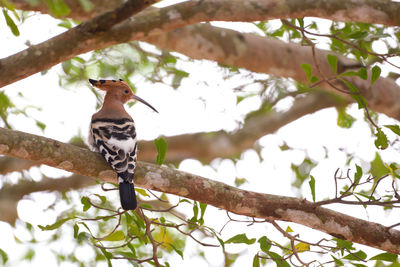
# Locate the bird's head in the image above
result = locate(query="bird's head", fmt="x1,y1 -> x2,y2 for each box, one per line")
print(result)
89,79 -> 158,113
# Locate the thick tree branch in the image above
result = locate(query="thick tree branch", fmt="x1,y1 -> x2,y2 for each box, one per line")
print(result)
143,24 -> 400,120
0,92 -> 339,174
2,0 -> 400,87
1,15 -> 399,120
7,0 -> 122,20
0,0 -> 157,87
7,0 -> 400,25
1,127 -> 400,254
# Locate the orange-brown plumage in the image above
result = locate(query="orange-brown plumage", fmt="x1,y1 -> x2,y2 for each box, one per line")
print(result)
88,78 -> 157,210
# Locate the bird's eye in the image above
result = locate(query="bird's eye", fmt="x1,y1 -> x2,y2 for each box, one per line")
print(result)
124,90 -> 129,94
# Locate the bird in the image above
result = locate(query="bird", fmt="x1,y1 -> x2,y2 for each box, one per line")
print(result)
88,78 -> 158,210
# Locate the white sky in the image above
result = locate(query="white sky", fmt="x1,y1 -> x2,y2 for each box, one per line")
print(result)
1,2 -> 400,266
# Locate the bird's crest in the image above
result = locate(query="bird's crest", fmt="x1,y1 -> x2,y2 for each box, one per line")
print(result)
88,78 -> 130,92
88,78 -> 158,113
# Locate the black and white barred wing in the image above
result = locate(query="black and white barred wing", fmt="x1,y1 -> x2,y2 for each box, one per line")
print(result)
90,118 -> 138,183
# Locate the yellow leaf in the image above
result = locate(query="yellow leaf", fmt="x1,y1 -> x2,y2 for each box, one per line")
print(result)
135,188 -> 150,197
286,226 -> 293,233
295,242 -> 310,253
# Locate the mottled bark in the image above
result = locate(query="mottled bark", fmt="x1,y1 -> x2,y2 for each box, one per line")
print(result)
7,0 -> 124,20
143,24 -> 400,120
0,92 -> 339,174
1,19 -> 399,120
6,0 -> 400,25
0,127 -> 400,254
2,0 -> 400,87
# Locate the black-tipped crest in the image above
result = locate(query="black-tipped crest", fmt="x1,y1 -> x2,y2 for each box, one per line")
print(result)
89,78 -> 158,113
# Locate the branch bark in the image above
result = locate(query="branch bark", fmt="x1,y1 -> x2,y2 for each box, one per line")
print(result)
0,91 -> 339,175
1,127 -> 400,254
1,14 -> 400,120
7,0 -> 400,25
2,0 -> 400,87
142,24 -> 400,120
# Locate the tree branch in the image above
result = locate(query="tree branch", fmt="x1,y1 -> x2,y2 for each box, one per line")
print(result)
0,91 -> 339,175
0,0 -> 157,87
7,0 -> 400,25
2,0 -> 400,87
1,127 -> 400,254
2,15 -> 400,121
142,24 -> 400,120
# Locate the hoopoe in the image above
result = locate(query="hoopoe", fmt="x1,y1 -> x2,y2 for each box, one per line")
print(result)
88,78 -> 158,210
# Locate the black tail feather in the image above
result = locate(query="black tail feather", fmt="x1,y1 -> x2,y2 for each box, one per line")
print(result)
119,181 -> 137,210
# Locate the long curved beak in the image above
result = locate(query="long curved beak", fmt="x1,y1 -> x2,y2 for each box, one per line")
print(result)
132,95 -> 158,113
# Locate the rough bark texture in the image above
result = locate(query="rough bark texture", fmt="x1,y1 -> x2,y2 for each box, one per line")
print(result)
2,0 -> 400,87
0,92 -> 339,174
1,127 -> 400,254
1,18 -> 400,119
142,24 -> 400,120
6,0 -> 400,25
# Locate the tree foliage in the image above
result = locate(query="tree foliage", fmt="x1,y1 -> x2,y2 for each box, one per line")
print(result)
1,0 -> 400,266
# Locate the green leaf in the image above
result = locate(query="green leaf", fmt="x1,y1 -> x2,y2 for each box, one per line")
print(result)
0,248 -> 8,265
358,67 -> 368,80
38,217 -> 75,231
327,55 -> 338,74
309,175 -> 316,202
135,188 -> 150,197
2,9 -> 20,36
374,128 -> 389,150
297,18 -> 304,28
286,226 -> 293,233
340,79 -> 366,109
235,177 -> 247,187
370,252 -> 398,262
73,224 -> 79,238
301,63 -> 313,82
347,31 -> 368,39
343,250 -> 367,261
44,0 -> 70,17
36,120 -> 46,131
266,251 -> 290,267
169,243 -> 184,259
341,68 -> 367,80
94,194 -> 106,204
371,65 -> 381,85
258,236 -> 271,252
24,248 -> 35,261
192,201 -> 199,221
225,233 -> 256,245
253,254 -> 260,267
337,108 -> 356,128
171,69 -> 189,89
370,153 -> 390,178
334,238 -> 354,251
154,137 -> 167,165
58,19 -> 72,29
199,202 -> 207,224
384,124 -> 400,136
331,255 -> 344,266
81,196 -> 91,211
99,248 -> 113,267
354,164 -> 362,187
104,230 -> 125,241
